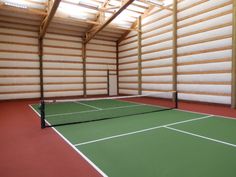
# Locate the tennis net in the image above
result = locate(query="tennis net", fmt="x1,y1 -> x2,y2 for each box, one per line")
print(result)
39,91 -> 178,128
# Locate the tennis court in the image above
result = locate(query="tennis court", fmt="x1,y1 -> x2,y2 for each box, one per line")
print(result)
1,0 -> 236,177
30,97 -> 236,177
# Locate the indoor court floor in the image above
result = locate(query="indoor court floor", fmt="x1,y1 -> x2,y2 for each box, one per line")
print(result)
30,99 -> 236,177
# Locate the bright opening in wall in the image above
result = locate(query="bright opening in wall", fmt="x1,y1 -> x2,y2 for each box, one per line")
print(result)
3,0 -> 28,8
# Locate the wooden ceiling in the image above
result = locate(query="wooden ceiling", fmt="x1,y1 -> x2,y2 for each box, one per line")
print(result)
0,0 -> 172,42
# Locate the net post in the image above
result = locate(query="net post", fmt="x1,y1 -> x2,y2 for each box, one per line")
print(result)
174,91 -> 178,108
40,100 -> 46,129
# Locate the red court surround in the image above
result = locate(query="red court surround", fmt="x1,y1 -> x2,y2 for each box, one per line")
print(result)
0,100 -> 102,177
0,99 -> 235,177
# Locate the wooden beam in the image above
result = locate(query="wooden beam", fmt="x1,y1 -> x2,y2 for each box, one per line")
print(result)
82,42 -> 87,97
84,0 -> 135,44
232,0 -> 236,108
138,16 -> 142,95
84,0 -> 110,38
138,0 -> 173,11
54,15 -> 137,31
38,38 -> 44,100
117,4 -> 154,44
116,42 -> 120,95
172,0 -> 178,103
39,0 -> 61,39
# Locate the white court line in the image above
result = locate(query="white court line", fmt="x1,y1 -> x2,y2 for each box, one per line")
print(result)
46,104 -> 142,117
175,108 -> 236,121
120,98 -> 236,121
165,126 -> 236,148
74,115 -> 213,146
29,105 -> 108,177
74,101 -> 102,110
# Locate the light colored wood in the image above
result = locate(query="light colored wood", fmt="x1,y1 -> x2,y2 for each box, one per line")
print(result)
83,0 -> 110,43
138,0 -> 173,11
54,15 -> 137,32
138,16 -> 142,95
179,91 -> 230,97
0,32 -> 37,38
178,81 -> 230,85
0,3 -> 47,16
178,10 -> 232,29
232,0 -> 236,108
178,58 -> 231,66
39,0 -> 61,39
84,0 -> 135,44
172,0 -> 177,102
178,1 -> 232,22
82,42 -> 87,97
178,35 -> 232,48
178,22 -> 232,39
178,46 -> 232,57
116,42 -> 120,95
117,4 -> 154,44
178,0 -> 209,12
142,11 -> 172,27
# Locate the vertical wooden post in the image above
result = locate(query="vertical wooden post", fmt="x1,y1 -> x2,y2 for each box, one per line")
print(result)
172,0 -> 178,104
39,38 -> 44,100
232,0 -> 236,108
116,42 -> 119,95
82,42 -> 87,97
39,38 -> 45,129
138,16 -> 142,95
107,69 -> 110,96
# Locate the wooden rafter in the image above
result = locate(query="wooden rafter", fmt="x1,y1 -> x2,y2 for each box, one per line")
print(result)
117,3 -> 154,43
84,0 -> 135,44
138,0 -> 173,11
54,14 -> 138,32
39,0 -> 61,39
89,0 -> 110,31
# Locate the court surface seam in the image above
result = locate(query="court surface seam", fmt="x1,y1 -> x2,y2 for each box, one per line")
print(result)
164,126 -> 236,148
74,115 -> 213,146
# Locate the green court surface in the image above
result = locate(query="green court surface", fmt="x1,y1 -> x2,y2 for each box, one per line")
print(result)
31,99 -> 236,177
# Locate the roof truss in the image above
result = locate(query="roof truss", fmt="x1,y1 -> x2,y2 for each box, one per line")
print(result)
84,0 -> 135,44
39,0 -> 61,39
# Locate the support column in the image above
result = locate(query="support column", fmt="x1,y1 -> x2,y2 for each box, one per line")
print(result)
82,42 -> 87,97
172,0 -> 178,104
138,16 -> 142,95
232,0 -> 236,108
39,38 -> 46,128
116,42 -> 120,95
39,38 -> 44,100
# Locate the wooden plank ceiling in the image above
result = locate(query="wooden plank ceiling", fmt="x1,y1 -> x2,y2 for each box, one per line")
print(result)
0,0 -> 172,42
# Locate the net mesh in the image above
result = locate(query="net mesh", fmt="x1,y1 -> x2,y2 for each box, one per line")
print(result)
39,91 -> 177,128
